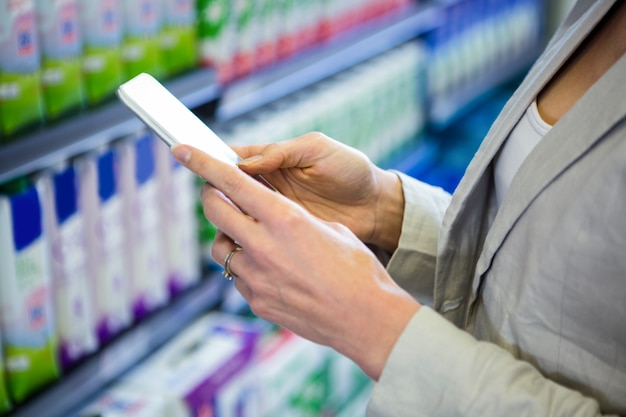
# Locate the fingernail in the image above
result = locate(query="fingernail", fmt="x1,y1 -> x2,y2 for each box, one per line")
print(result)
171,145 -> 191,164
237,154 -> 263,166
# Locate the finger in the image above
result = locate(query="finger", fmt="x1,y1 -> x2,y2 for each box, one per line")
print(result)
233,275 -> 253,303
235,133 -> 329,174
200,183 -> 258,246
211,230 -> 236,264
173,144 -> 293,230
231,143 -> 272,159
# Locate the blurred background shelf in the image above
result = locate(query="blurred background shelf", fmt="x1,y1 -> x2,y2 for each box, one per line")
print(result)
1,0 -> 563,415
0,2 -> 441,185
214,2 -> 442,122
8,275 -> 228,417
0,69 -> 218,184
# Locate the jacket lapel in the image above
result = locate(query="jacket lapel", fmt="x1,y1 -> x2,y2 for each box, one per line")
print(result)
449,0 -> 612,215
474,45 -> 626,282
433,0 -> 616,321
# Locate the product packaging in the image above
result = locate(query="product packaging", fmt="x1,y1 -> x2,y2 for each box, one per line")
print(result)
121,312 -> 262,417
77,386 -> 189,417
254,0 -> 277,69
275,0 -> 297,59
334,383 -> 373,417
75,148 -> 132,344
76,0 -> 123,105
35,0 -> 84,120
0,0 -> 44,139
296,0 -> 321,50
250,329 -> 331,417
38,164 -> 98,371
121,0 -> 163,81
0,331 -> 12,415
159,0 -> 197,77
325,347 -> 372,415
212,358 -> 261,417
197,0 -> 236,83
118,133 -> 169,321
0,180 -> 60,403
214,327 -> 337,416
233,0 -> 257,78
154,141 -> 201,297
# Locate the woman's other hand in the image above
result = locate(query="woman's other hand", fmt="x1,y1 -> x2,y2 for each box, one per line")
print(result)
171,143 -> 420,380
234,132 -> 404,253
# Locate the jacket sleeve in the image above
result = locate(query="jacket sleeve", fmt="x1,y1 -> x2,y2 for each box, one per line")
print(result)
366,307 -> 617,417
383,171 -> 451,304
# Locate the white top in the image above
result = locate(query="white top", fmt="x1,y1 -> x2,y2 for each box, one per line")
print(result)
494,100 -> 552,206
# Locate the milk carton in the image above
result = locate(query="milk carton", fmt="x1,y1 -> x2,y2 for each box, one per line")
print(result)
77,386 -> 189,417
0,331 -> 12,414
75,148 -> 132,345
35,0 -> 84,120
118,133 -> 169,321
197,0 -> 236,83
252,329 -> 331,417
154,140 -> 201,297
255,0 -> 277,69
233,0 -> 257,77
76,0 -> 123,106
121,313 -> 262,417
160,0 -> 197,77
38,164 -> 98,370
0,180 -> 60,403
275,0 -> 297,59
121,0 -> 164,81
0,0 -> 44,139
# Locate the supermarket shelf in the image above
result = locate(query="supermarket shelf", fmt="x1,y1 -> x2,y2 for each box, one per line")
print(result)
0,3 -> 442,185
8,275 -> 228,417
214,2 -> 443,122
0,69 -> 219,184
382,137 -> 440,178
428,45 -> 539,129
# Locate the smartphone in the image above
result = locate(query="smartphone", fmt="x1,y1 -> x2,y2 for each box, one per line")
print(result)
117,72 -> 276,190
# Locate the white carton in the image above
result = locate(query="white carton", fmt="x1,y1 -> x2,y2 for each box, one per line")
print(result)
153,138 -> 201,296
118,133 -> 169,321
77,386 -> 189,417
121,313 -> 262,417
39,164 -> 97,370
75,148 -> 132,344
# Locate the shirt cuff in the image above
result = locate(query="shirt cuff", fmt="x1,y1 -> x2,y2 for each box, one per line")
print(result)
385,172 -> 450,299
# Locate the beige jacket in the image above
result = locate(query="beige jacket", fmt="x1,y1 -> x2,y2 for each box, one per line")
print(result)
367,1 -> 626,415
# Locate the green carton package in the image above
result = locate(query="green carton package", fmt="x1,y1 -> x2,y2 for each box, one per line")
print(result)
0,0 -> 44,139
121,0 -> 164,81
0,181 -> 60,404
77,0 -> 124,105
35,0 -> 85,119
0,333 -> 13,415
160,0 -> 197,77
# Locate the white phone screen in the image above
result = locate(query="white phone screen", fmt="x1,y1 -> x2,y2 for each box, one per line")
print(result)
117,73 -> 240,166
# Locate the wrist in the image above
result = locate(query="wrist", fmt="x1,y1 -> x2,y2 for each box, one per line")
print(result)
339,285 -> 420,381
369,169 -> 405,253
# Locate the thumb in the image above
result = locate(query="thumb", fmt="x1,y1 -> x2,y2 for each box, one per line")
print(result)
234,141 -> 302,175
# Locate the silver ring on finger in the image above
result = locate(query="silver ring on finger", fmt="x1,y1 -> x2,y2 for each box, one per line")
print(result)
222,246 -> 243,280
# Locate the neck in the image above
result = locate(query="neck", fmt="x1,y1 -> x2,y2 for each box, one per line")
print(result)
537,0 -> 626,125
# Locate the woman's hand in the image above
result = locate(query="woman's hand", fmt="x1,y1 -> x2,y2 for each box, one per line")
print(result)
234,132 -> 405,253
171,143 -> 420,380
